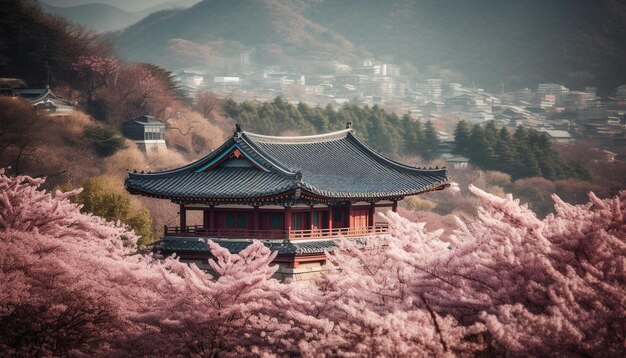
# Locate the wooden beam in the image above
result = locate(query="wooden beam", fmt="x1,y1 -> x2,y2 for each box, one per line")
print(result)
284,206 -> 292,232
253,205 -> 260,231
179,204 -> 187,232
209,205 -> 215,230
328,206 -> 333,231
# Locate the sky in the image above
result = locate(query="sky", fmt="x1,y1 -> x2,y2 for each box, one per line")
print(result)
39,0 -> 201,13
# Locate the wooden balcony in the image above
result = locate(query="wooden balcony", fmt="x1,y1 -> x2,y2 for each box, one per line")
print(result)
163,223 -> 389,241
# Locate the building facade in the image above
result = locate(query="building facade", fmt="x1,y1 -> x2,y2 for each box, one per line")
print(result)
1,86 -> 74,115
126,124 -> 449,280
122,115 -> 167,154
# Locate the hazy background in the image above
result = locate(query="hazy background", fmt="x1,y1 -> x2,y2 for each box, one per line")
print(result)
36,0 -> 626,94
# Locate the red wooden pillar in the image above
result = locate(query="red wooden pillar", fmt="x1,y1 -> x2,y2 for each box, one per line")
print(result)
209,205 -> 215,230
392,200 -> 398,213
328,206 -> 333,231
179,204 -> 186,232
253,206 -> 260,232
203,209 -> 209,229
310,205 -> 315,230
369,202 -> 376,228
346,202 -> 352,228
284,206 -> 292,238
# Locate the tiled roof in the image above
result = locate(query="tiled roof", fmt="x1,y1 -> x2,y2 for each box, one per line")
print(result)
127,168 -> 295,199
13,87 -> 68,104
154,237 -> 338,255
126,128 -> 449,202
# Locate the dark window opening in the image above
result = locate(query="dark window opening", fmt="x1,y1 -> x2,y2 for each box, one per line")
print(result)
333,208 -> 342,222
237,214 -> 247,228
270,213 -> 282,229
226,213 -> 235,228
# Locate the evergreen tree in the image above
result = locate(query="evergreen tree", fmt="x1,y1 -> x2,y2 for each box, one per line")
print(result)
223,98 -> 240,118
495,128 -> 515,173
483,121 -> 498,147
522,151 -> 543,178
421,120 -> 440,160
401,114 -> 418,154
468,125 -> 492,167
453,120 -> 472,155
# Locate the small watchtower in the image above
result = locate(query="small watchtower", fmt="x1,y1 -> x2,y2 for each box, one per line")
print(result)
122,115 -> 167,154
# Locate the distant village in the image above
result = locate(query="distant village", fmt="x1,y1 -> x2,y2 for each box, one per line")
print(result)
175,56 -> 626,159
2,55 -> 625,164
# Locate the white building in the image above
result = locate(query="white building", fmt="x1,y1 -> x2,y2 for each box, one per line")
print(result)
539,129 -> 574,143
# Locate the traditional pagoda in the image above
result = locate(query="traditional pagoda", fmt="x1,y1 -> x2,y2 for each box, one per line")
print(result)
126,123 -> 449,280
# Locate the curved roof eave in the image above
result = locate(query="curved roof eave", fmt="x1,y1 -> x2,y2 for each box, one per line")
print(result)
125,184 -> 297,202
345,131 -> 448,176
299,180 -> 450,200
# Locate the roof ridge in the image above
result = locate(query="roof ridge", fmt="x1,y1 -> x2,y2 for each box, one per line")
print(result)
235,136 -> 296,177
243,128 -> 352,144
345,132 -> 448,176
127,137 -> 237,179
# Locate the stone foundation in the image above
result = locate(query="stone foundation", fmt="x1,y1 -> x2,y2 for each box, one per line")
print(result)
273,264 -> 325,282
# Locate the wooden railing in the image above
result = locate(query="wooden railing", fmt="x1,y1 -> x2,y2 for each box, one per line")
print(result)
164,223 -> 389,240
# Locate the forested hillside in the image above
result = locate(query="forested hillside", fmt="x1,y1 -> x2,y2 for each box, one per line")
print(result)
224,97 -> 441,160
453,121 -> 589,181
0,1 -> 111,87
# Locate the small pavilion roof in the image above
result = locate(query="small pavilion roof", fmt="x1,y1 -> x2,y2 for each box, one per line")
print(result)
125,127 -> 449,203
12,87 -> 70,105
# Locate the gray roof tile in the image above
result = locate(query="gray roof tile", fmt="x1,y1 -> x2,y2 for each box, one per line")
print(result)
126,129 -> 448,201
154,237 -> 338,255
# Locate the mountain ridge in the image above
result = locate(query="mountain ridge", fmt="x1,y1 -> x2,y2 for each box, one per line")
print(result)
39,0 -> 200,32
113,0 -> 362,71
110,0 -> 626,92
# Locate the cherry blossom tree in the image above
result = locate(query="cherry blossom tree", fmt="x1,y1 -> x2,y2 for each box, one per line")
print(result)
0,169 -> 300,356
0,168 -> 139,355
1,167 -> 624,356
72,55 -> 119,104
104,64 -> 177,124
316,185 -> 625,356
194,91 -> 221,119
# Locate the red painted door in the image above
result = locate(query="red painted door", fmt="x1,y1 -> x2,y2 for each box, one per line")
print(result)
351,208 -> 369,234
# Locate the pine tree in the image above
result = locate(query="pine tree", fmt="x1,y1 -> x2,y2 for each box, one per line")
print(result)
453,120 -> 471,155
483,120 -> 498,146
495,128 -> 515,173
401,114 -> 418,154
422,120 -> 440,160
523,150 -> 543,178
468,125 -> 491,167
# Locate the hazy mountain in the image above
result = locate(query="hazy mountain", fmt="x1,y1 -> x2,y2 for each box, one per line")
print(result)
304,0 -> 626,92
38,1 -> 200,32
136,0 -> 201,17
39,0 -> 200,13
39,3 -> 140,32
113,0 -> 362,72
112,0 -> 626,92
